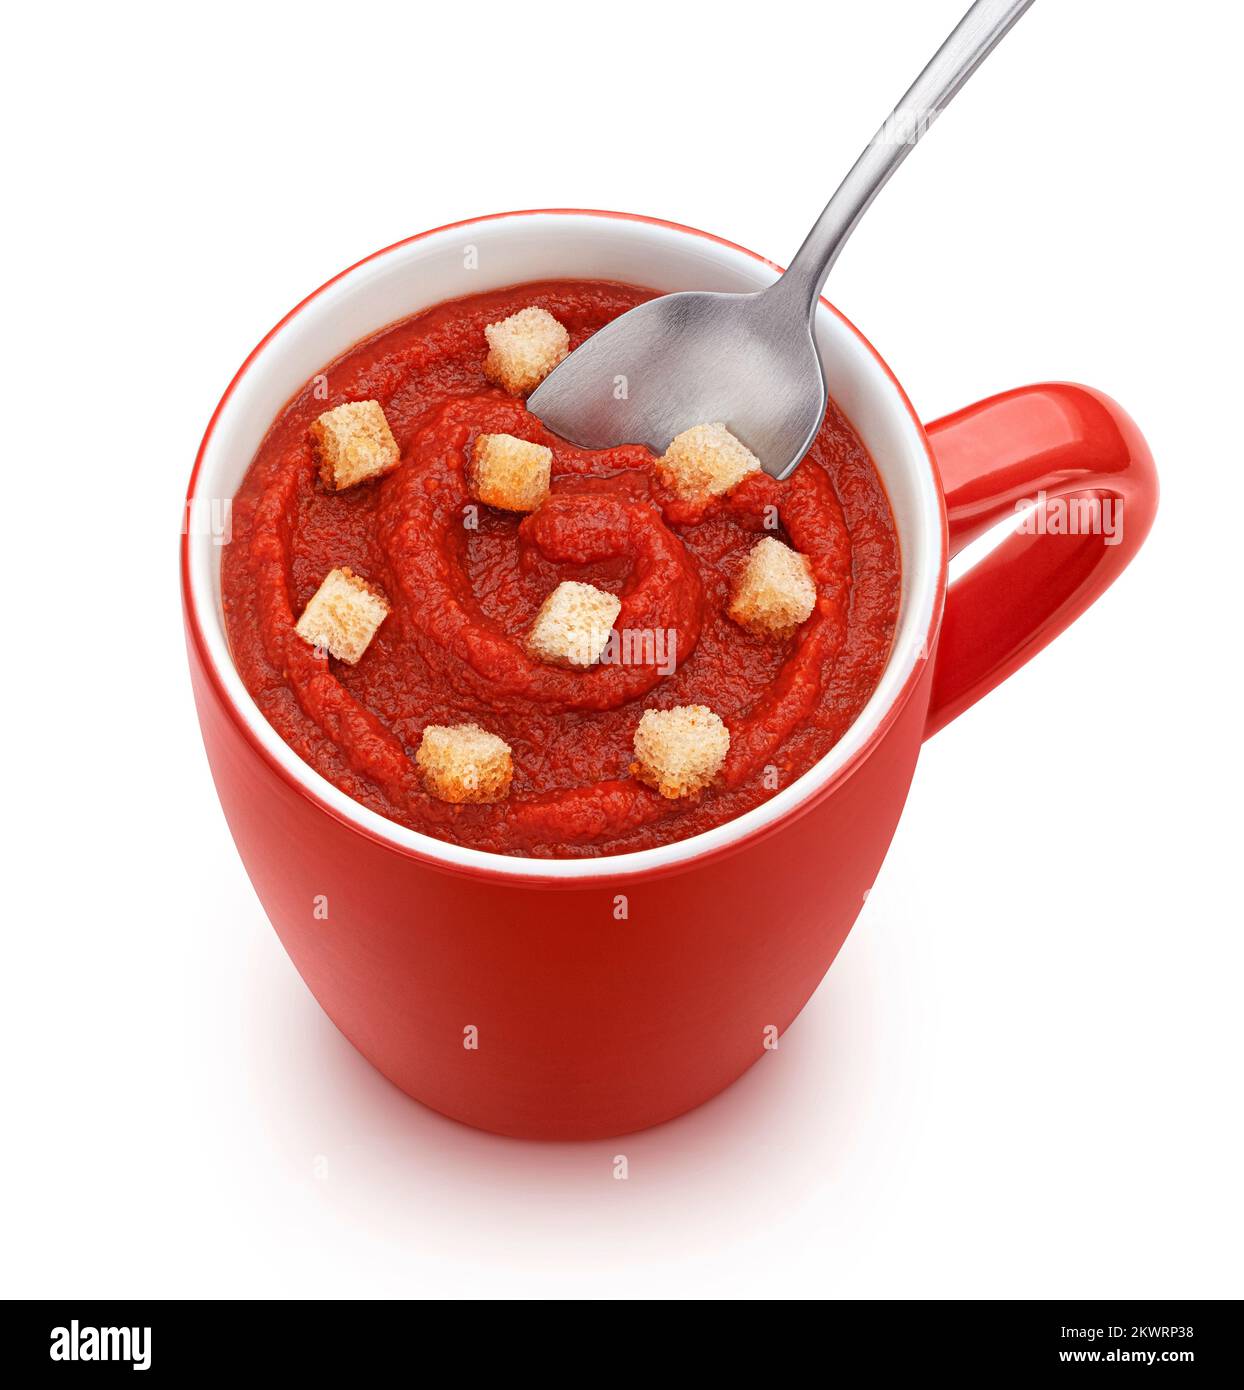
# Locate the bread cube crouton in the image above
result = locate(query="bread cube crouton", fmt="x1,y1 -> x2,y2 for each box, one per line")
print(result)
469,433 -> 553,512
657,423 -> 761,499
294,567 -> 389,665
310,400 -> 400,491
483,307 -> 570,395
416,723 -> 514,804
631,705 -> 730,800
527,581 -> 622,668
727,536 -> 817,638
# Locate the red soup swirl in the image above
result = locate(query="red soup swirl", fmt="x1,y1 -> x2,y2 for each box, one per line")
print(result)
222,280 -> 901,858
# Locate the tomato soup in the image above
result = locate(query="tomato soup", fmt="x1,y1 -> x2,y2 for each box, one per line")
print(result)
222,280 -> 901,857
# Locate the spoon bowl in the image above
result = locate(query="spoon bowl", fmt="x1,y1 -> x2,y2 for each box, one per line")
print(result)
530,286 -> 827,480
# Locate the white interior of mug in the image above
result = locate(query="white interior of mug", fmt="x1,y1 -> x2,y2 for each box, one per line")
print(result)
186,211 -> 942,879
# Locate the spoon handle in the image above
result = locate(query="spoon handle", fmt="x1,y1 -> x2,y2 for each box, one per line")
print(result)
772,0 -> 1035,318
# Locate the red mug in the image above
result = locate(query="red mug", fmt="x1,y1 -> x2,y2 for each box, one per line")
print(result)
182,210 -> 1157,1139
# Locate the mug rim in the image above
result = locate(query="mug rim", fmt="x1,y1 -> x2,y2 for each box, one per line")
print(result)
182,208 -> 948,884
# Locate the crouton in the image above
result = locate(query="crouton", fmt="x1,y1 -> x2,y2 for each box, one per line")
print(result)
310,400 -> 400,491
294,567 -> 389,665
631,705 -> 730,799
727,536 -> 817,638
656,423 -> 761,500
527,581 -> 621,668
416,723 -> 513,804
469,432 -> 553,512
483,307 -> 570,395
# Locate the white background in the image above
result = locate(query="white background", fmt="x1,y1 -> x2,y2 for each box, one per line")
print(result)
3,0 -> 1241,1299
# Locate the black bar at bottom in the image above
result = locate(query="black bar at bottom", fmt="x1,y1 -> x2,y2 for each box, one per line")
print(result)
2,1298 -> 1235,1376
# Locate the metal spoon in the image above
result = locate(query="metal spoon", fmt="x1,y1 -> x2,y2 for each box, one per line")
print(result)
529,0 -> 1035,480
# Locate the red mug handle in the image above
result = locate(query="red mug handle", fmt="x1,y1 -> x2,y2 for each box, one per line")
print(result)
923,383 -> 1158,737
